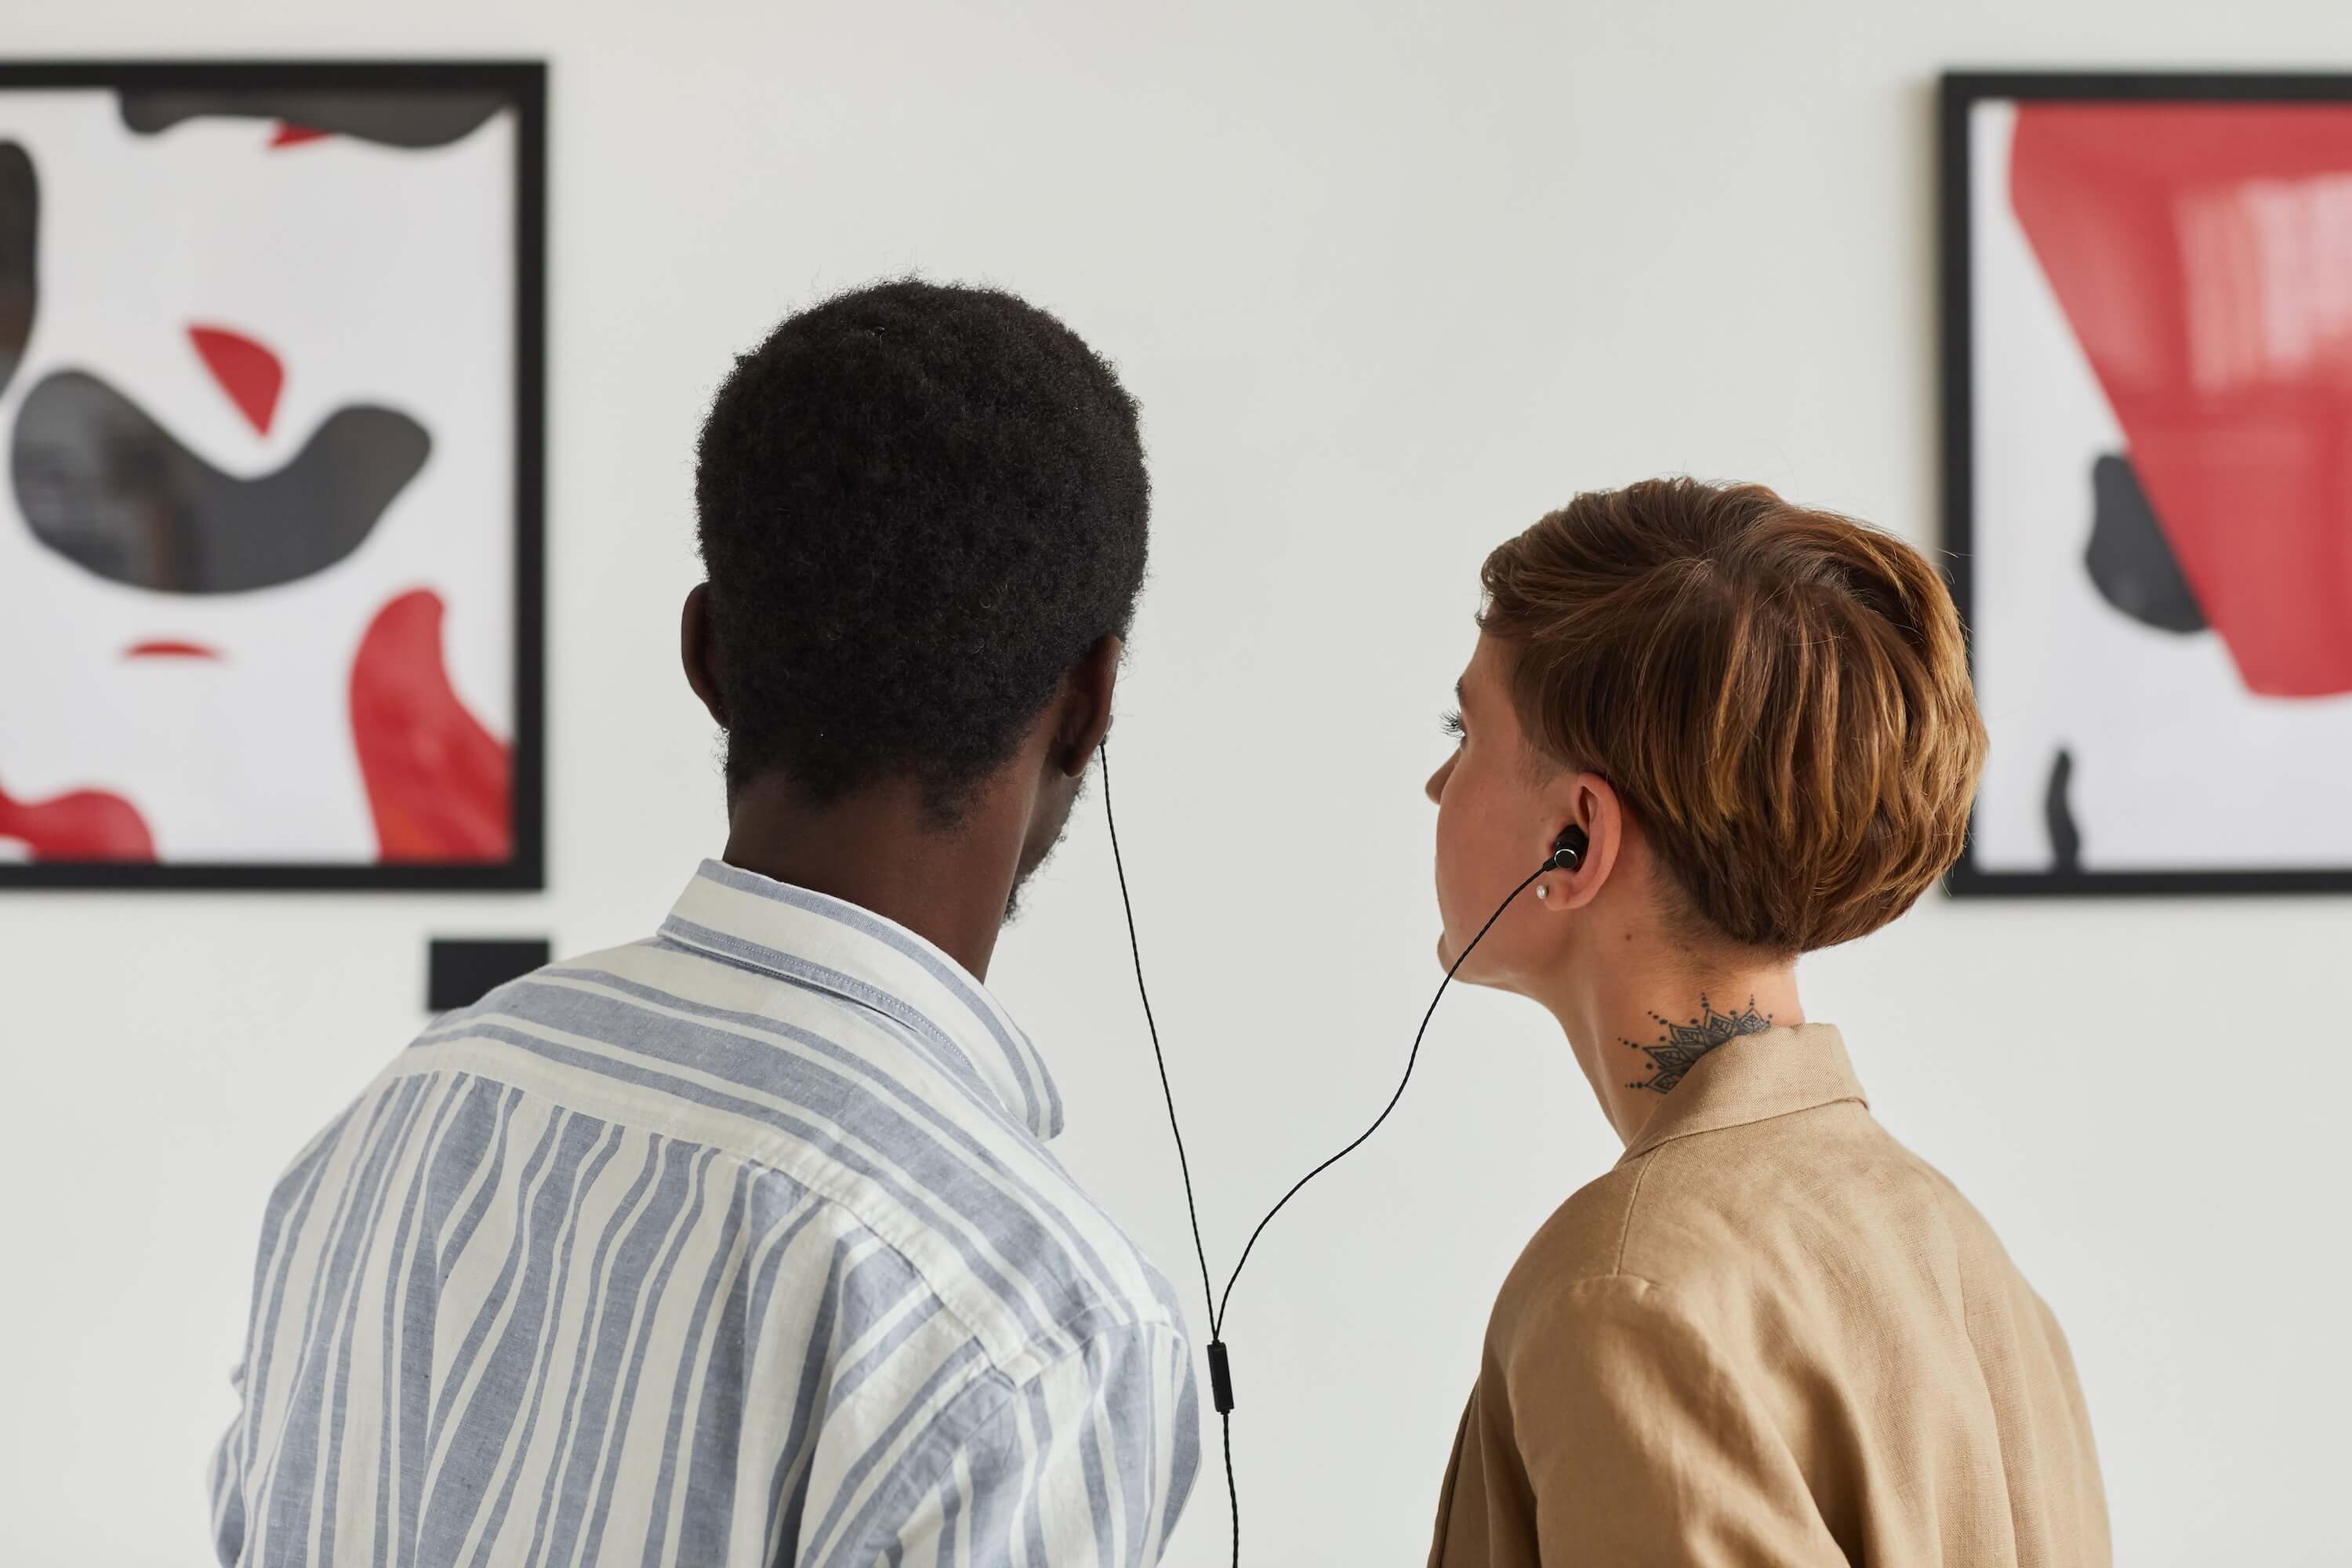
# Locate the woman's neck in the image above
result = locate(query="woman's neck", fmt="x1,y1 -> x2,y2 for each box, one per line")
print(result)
1537,942 -> 1805,1147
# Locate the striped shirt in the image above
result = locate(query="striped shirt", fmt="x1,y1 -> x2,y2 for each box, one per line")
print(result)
211,860 -> 1200,1566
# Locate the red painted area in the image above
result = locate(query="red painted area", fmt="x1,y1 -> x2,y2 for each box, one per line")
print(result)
125,639 -> 221,660
270,123 -> 331,148
187,325 -> 285,437
2012,103 -> 2352,696
350,590 -> 512,863
0,779 -> 156,861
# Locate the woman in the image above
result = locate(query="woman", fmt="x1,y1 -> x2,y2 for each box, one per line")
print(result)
1422,479 -> 2108,1566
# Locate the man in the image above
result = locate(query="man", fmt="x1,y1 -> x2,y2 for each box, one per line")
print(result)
211,281 -> 1200,1566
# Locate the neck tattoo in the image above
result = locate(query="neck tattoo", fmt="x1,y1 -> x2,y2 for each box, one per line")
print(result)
1624,993 -> 1774,1094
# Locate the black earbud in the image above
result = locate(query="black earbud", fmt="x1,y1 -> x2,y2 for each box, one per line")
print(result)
1547,824 -> 1588,872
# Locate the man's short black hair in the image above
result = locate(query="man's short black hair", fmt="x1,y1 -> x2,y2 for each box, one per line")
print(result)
694,280 -> 1149,819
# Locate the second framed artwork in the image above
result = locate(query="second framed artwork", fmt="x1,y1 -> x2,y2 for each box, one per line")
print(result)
1944,72 -> 2352,896
0,60 -> 544,889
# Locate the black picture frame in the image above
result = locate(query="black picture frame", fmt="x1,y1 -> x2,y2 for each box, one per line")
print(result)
1942,70 -> 2352,898
0,60 -> 546,891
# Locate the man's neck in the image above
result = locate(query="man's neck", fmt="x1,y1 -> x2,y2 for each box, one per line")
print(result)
1541,946 -> 1804,1147
720,774 -> 1022,981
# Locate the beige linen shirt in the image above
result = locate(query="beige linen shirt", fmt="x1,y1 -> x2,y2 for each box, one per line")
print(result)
1428,1024 -> 2108,1566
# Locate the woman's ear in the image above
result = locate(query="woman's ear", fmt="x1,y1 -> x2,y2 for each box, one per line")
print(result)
1537,773 -> 1624,912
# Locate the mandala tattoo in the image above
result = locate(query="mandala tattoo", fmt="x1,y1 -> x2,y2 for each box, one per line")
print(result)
1624,993 -> 1774,1094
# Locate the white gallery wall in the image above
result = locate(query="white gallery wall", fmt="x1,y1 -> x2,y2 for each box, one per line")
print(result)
3,1 -> 2348,1563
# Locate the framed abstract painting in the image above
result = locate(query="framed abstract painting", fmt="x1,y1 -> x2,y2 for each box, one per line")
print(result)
0,60 -> 544,889
1944,72 -> 2352,895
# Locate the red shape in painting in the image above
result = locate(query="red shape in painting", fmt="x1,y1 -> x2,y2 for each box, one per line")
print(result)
350,589 -> 512,863
2011,103 -> 2352,697
270,123 -> 332,148
188,325 -> 285,436
0,779 -> 156,862
125,639 -> 222,660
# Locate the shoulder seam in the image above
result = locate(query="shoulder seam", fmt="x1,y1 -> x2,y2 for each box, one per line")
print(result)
1613,1142 -> 1666,1276
679,1144 -> 1187,1377
826,1317 -> 1193,1563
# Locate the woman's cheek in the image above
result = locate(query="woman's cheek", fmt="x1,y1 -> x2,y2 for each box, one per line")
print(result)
1429,795 -> 1457,909
1435,789 -> 1478,928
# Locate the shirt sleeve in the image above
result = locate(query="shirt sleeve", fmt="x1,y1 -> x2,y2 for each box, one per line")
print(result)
208,1361 -> 248,1566
858,1323 -> 1200,1568
1506,1275 -> 1849,1566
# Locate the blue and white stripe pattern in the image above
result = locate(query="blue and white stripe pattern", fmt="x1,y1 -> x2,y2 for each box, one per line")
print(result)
211,860 -> 1200,1566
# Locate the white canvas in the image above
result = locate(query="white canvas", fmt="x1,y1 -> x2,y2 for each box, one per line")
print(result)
1968,98 -> 2352,877
0,85 -> 517,868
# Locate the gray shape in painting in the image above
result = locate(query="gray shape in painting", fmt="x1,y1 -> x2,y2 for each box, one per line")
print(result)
118,89 -> 506,149
11,369 -> 429,593
2044,746 -> 2081,874
2085,452 -> 2207,634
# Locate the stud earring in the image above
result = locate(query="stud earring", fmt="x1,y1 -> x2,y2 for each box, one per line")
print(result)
1535,884 -> 1550,901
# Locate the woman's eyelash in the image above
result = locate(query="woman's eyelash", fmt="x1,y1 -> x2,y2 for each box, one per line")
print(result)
1440,708 -> 1465,738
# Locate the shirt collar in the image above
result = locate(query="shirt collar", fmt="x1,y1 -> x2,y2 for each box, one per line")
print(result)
1617,1022 -> 1866,1166
659,858 -> 1065,1141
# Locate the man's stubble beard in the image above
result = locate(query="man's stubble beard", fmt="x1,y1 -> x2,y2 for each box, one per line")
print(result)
1002,771 -> 1091,925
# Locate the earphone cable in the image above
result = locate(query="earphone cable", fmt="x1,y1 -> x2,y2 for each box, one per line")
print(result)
1098,744 -> 1220,1335
1099,743 -> 1239,1567
1217,1410 -> 1238,1568
1209,859 -> 1544,1335
1101,742 -> 1548,1565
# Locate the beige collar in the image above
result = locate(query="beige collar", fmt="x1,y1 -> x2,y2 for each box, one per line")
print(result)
1616,1022 -> 1867,1165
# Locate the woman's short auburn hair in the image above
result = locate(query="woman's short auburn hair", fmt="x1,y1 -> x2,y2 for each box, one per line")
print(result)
1479,477 -> 1987,954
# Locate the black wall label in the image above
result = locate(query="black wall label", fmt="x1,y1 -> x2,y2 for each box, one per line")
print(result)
428,937 -> 551,1012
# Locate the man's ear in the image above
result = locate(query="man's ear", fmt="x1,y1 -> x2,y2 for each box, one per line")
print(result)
681,583 -> 727,728
1052,634 -> 1123,776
